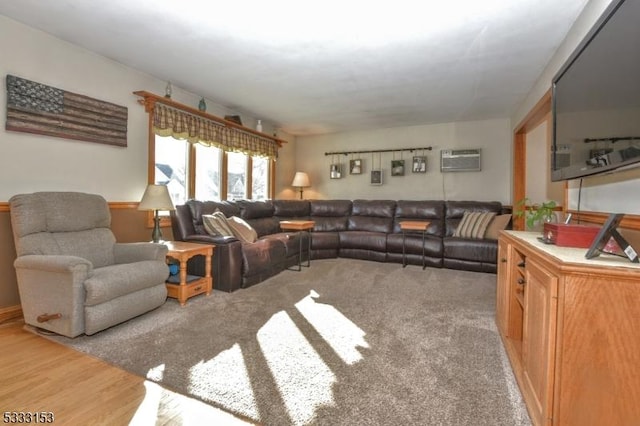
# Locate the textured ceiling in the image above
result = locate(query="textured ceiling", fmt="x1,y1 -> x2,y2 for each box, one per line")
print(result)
0,0 -> 590,135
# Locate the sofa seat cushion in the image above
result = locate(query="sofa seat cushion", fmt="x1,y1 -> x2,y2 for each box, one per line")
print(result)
443,237 -> 498,263
266,232 -> 308,258
246,217 -> 280,237
241,238 -> 286,276
311,232 -> 340,250
339,231 -> 387,251
386,233 -> 443,257
84,260 -> 169,306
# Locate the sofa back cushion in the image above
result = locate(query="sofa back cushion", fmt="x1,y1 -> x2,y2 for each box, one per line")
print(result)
445,201 -> 503,237
187,200 -> 241,235
273,200 -> 311,218
236,200 -> 275,220
393,200 -> 445,236
348,200 -> 396,233
9,191 -> 116,268
310,200 -> 352,231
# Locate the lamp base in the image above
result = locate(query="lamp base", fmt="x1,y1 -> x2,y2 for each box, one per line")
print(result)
299,188 -> 304,199
151,211 -> 163,243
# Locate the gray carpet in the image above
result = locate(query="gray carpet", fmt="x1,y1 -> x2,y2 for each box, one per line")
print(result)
47,259 -> 531,426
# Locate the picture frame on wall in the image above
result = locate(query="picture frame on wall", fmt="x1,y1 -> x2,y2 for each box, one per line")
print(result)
330,163 -> 342,179
412,156 -> 427,173
370,170 -> 383,185
391,160 -> 405,176
350,159 -> 363,174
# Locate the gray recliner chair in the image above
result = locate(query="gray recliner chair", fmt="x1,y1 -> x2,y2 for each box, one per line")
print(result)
9,191 -> 169,337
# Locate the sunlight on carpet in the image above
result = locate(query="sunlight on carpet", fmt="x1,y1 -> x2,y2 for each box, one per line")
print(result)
129,380 -> 251,425
257,310 -> 337,426
295,290 -> 369,365
187,343 -> 260,420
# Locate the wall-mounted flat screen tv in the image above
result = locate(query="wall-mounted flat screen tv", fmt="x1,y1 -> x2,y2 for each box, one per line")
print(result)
551,0 -> 640,181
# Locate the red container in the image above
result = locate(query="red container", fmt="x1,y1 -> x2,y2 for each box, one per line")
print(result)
542,223 -> 601,248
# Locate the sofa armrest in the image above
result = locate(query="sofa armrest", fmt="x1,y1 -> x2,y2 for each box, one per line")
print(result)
14,255 -> 93,337
182,234 -> 239,245
14,254 -> 93,275
113,242 -> 168,263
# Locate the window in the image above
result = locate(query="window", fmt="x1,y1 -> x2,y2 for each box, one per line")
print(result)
252,156 -> 269,200
152,135 -> 272,204
154,136 -> 188,205
227,151 -> 247,201
195,144 -> 221,201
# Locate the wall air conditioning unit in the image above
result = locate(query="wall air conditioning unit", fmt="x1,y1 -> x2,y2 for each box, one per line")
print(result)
553,144 -> 571,169
440,149 -> 482,172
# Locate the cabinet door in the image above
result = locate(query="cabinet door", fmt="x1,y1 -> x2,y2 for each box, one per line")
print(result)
495,238 -> 510,335
522,260 -> 558,426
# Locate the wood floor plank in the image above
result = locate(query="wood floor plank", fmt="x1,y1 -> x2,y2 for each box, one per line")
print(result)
0,321 -> 253,425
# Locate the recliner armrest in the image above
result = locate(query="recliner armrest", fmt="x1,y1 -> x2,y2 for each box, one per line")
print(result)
182,234 -> 239,245
113,242 -> 168,263
14,254 -> 93,275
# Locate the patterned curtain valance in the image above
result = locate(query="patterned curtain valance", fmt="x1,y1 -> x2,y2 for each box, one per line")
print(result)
153,104 -> 278,158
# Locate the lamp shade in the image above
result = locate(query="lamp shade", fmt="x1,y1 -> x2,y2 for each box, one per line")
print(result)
291,172 -> 310,188
138,184 -> 175,211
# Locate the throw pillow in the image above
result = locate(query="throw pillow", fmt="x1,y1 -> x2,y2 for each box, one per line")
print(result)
202,211 -> 234,237
227,216 -> 258,243
453,211 -> 496,239
484,214 -> 512,240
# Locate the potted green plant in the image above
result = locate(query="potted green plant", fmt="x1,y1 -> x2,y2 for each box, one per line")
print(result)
515,198 -> 557,230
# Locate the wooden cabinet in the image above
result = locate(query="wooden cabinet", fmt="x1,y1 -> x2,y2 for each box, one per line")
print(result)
522,259 -> 557,426
496,231 -> 640,425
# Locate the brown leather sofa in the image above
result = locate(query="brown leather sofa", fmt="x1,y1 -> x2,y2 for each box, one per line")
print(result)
171,199 -> 507,292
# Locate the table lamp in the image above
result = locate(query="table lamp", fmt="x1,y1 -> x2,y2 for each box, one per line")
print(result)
138,184 -> 175,243
291,172 -> 310,199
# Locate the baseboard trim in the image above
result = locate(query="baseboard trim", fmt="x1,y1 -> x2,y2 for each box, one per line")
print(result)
0,305 -> 23,324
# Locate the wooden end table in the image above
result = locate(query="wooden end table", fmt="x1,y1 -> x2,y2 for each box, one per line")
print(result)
399,221 -> 431,269
279,220 -> 315,271
164,241 -> 215,306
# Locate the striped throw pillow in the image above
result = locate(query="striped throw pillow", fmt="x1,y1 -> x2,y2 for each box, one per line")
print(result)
202,211 -> 234,237
453,211 -> 496,239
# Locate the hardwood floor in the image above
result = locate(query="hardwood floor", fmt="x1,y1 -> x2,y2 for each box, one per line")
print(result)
0,321 -> 253,425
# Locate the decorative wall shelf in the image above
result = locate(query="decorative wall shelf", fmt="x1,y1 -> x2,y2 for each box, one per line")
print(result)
133,90 -> 285,147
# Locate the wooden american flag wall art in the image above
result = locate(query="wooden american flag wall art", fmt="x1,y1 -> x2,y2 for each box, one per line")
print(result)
5,75 -> 128,147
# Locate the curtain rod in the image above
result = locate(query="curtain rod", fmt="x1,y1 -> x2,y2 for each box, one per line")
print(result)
324,146 -> 433,156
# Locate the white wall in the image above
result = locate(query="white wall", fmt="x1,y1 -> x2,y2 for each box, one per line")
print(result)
295,118 -> 511,202
0,15 -> 290,202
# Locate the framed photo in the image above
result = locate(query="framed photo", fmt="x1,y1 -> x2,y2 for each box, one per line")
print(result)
412,156 -> 427,173
330,163 -> 342,179
391,160 -> 405,176
350,159 -> 363,174
370,170 -> 383,185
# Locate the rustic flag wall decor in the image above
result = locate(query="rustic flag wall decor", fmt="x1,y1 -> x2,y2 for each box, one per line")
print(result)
5,75 -> 128,147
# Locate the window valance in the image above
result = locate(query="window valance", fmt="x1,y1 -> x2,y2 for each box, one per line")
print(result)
135,91 -> 281,158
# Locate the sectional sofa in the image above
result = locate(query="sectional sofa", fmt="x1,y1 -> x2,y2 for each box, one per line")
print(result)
170,199 -> 510,292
